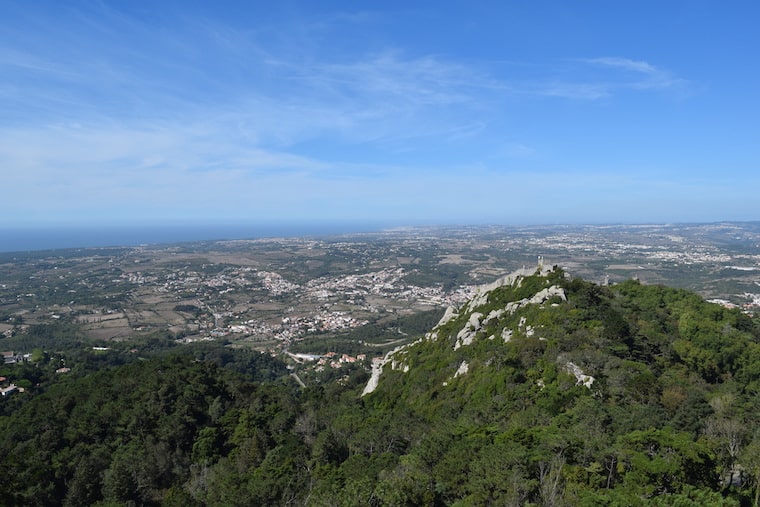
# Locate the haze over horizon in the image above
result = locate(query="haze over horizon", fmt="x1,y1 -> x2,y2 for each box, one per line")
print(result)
2,1 -> 759,228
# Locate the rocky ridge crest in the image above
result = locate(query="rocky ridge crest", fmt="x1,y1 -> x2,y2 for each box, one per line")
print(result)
362,262 -> 579,396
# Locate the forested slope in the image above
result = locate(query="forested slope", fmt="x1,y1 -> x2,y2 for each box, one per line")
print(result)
2,268 -> 760,506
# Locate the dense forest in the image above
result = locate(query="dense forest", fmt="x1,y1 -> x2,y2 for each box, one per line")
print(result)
3,268 -> 760,505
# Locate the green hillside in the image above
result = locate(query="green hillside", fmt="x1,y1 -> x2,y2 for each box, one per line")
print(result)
3,267 -> 760,506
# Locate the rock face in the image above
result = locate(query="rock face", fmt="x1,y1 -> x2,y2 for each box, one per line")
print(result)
467,264 -> 554,309
362,344 -> 408,396
501,284 -> 567,319
436,306 -> 459,328
454,312 -> 483,350
565,361 -> 595,389
453,284 -> 565,350
454,360 -> 469,378
362,263 -> 567,396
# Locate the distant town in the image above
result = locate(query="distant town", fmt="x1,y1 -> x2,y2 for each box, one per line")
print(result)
1,222 -> 759,379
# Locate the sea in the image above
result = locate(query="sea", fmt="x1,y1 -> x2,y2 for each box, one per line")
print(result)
0,223 -> 391,253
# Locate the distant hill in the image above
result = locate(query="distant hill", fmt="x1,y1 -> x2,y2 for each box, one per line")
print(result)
2,266 -> 760,505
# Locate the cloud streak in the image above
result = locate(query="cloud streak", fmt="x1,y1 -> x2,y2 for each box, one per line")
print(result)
481,57 -> 685,100
581,56 -> 685,91
0,2 -> 705,227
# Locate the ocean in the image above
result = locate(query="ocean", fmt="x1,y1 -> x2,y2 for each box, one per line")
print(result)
0,223 -> 389,253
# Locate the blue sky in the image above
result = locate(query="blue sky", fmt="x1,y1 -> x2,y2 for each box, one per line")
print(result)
1,1 -> 759,228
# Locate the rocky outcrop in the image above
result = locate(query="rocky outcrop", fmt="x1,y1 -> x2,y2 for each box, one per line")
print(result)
503,285 -> 567,316
453,284 -> 564,350
454,360 -> 469,378
467,265 -> 554,310
483,309 -> 505,325
362,263 -> 566,396
565,361 -> 595,389
437,305 -> 459,327
454,312 -> 483,350
362,343 -> 409,396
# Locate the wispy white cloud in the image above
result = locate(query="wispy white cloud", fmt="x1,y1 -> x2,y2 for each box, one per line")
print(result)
587,57 -> 659,75
580,56 -> 685,91
535,82 -> 610,100
0,3 -> 703,226
488,57 -> 685,101
515,57 -> 686,101
311,53 -> 480,105
0,48 -> 79,77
